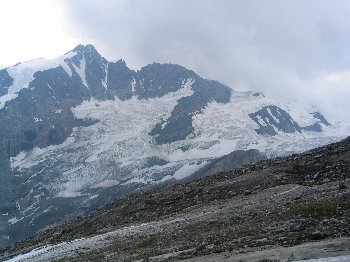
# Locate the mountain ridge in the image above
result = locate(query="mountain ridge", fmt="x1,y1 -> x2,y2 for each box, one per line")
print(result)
0,44 -> 348,249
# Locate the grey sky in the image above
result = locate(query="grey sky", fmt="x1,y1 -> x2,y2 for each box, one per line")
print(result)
62,0 -> 350,120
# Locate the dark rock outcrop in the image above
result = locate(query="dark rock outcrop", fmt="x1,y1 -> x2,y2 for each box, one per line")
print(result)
312,111 -> 331,126
249,105 -> 302,135
0,69 -> 13,96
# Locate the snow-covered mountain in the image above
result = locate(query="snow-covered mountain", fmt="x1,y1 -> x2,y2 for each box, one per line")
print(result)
0,44 -> 348,248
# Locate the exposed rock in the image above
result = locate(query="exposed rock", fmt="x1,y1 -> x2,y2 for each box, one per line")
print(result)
249,105 -> 302,135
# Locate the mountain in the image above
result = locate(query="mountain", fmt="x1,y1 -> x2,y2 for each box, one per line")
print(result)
0,44 -> 348,248
1,137 -> 350,261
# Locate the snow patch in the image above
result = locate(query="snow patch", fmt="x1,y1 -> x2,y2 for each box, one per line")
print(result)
256,115 -> 267,126
268,107 -> 280,123
90,194 -> 99,200
33,117 -> 43,122
131,77 -> 136,95
102,63 -> 108,89
72,55 -> 88,87
8,217 -> 19,225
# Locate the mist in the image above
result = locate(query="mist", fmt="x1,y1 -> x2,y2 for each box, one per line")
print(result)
62,0 -> 350,120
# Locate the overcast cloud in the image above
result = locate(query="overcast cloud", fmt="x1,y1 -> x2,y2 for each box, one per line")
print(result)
61,0 -> 350,120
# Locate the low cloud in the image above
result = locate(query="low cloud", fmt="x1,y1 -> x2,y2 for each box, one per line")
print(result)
62,0 -> 350,120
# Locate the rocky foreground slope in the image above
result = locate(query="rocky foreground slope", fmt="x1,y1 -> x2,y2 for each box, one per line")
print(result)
1,137 -> 350,261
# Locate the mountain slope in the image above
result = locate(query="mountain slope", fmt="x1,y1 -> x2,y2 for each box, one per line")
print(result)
1,137 -> 350,261
0,44 -> 348,248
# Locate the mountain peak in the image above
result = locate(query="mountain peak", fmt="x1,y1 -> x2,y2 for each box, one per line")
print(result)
71,44 -> 102,60
72,44 -> 97,53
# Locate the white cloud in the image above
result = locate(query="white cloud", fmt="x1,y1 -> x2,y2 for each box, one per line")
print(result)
307,71 -> 350,119
0,0 -> 79,66
59,0 -> 350,120
1,0 -> 349,121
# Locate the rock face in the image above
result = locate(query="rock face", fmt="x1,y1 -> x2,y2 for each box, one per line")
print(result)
1,137 -> 350,261
249,105 -> 302,135
0,44 -> 347,249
